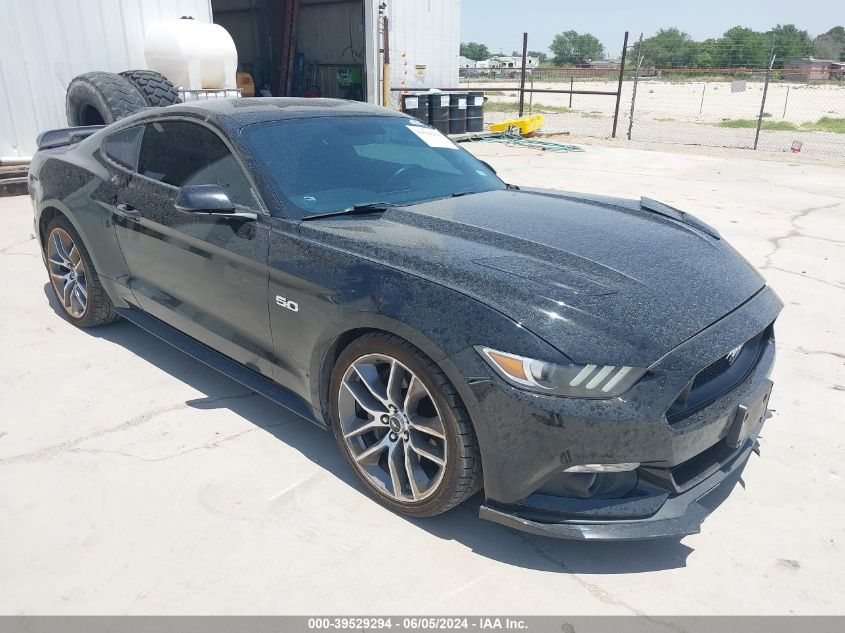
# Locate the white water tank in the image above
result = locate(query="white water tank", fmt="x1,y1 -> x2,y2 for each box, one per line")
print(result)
144,17 -> 238,90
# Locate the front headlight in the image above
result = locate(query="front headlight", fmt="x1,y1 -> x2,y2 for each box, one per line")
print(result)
477,347 -> 646,398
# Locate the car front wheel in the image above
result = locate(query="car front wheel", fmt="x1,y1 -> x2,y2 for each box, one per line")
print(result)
330,333 -> 482,517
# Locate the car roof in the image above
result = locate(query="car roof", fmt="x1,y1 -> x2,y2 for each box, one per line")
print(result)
164,97 -> 407,126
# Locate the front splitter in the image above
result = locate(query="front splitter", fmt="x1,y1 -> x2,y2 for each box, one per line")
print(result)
479,439 -> 756,541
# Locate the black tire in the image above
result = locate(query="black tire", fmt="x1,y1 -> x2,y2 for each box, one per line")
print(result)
43,216 -> 120,328
330,332 -> 482,517
65,72 -> 147,127
120,70 -> 181,107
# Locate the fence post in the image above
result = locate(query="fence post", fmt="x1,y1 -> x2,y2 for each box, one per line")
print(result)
782,85 -> 790,119
529,76 -> 534,114
627,33 -> 644,140
518,32 -> 528,117
754,53 -> 776,150
612,31 -> 629,138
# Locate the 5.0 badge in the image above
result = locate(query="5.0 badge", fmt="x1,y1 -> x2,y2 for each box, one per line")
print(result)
275,295 -> 299,312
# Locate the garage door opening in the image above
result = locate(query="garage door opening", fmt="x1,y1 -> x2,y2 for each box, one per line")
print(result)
210,0 -> 367,100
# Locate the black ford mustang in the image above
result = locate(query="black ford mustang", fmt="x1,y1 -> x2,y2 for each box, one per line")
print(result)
28,98 -> 781,540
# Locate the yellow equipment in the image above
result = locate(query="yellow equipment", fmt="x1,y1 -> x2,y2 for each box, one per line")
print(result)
488,114 -> 544,136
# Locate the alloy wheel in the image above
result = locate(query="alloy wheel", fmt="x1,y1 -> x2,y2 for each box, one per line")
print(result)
47,227 -> 88,318
338,354 -> 448,502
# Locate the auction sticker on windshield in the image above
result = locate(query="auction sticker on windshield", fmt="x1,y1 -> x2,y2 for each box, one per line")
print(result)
407,125 -> 458,149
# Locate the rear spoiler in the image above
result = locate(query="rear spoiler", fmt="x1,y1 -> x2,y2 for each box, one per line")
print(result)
36,125 -> 105,151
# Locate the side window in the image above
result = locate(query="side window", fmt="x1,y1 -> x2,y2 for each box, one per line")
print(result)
137,120 -> 257,208
103,125 -> 143,170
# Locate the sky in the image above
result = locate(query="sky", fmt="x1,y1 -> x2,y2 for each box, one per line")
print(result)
460,0 -> 842,58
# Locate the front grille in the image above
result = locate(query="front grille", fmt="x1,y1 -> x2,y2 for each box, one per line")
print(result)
666,326 -> 771,425
692,355 -> 732,390
640,438 -> 743,493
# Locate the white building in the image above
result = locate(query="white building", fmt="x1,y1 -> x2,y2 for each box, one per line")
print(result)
491,55 -> 539,69
0,0 -> 461,158
458,56 -> 477,69
475,55 -> 538,70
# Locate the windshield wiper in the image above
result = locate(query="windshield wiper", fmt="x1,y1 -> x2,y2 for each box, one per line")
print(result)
300,202 -> 398,221
451,190 -> 481,198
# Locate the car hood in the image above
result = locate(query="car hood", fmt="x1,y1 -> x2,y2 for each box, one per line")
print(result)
299,189 -> 766,366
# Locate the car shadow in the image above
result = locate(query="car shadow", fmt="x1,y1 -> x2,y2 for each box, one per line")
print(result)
43,283 -> 734,574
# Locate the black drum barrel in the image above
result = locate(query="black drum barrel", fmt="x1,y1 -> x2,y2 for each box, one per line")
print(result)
449,92 -> 468,134
466,91 -> 484,133
401,93 -> 429,124
414,93 -> 430,124
429,93 -> 450,134
401,93 -> 419,120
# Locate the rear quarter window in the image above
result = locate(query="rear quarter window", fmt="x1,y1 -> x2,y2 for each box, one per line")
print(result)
102,125 -> 144,170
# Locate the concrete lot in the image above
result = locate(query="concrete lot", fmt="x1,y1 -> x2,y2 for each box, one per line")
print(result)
1,142 -> 844,615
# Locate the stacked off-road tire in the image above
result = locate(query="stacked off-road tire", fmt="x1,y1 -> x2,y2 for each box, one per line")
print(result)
65,70 -> 180,127
119,70 -> 181,108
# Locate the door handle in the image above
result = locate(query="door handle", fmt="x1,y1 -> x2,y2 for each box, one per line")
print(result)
115,203 -> 140,219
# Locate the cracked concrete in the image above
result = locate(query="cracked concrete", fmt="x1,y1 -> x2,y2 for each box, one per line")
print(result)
0,391 -> 260,465
0,234 -> 35,254
1,143 -> 844,615
759,202 -> 842,270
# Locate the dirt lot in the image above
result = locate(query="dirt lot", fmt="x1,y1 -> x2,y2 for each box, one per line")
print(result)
1,142 -> 844,615
467,79 -> 845,155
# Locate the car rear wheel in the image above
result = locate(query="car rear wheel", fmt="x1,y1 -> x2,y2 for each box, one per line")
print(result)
44,218 -> 119,328
330,333 -> 482,517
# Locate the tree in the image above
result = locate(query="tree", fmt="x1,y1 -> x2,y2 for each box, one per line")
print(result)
693,39 -> 717,67
768,24 -> 813,65
635,28 -> 698,67
460,42 -> 490,61
713,27 -> 770,67
813,26 -> 845,61
549,31 -> 605,65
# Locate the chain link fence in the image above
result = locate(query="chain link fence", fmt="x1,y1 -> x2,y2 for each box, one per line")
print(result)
625,66 -> 845,154
460,67 -> 627,139
458,38 -> 845,156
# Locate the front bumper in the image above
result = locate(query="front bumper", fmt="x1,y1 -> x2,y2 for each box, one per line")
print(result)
479,433 -> 759,541
447,286 -> 782,541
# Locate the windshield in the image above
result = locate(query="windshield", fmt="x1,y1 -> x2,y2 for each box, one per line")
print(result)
242,115 -> 505,219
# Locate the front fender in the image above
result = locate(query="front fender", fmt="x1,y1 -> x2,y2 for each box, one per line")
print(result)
277,237 -> 569,458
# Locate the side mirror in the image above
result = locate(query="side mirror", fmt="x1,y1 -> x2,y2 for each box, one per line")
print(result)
174,185 -> 257,220
175,184 -> 237,214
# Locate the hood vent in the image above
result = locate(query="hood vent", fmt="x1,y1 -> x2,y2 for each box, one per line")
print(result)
640,197 -> 721,239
